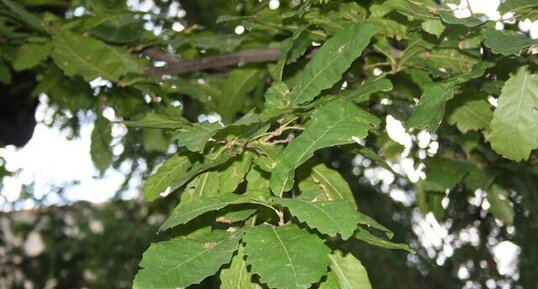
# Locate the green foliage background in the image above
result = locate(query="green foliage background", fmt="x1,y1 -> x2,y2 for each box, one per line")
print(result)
1,0 -> 538,288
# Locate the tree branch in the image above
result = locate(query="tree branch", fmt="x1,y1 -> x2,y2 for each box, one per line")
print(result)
140,45 -> 390,76
143,48 -> 280,76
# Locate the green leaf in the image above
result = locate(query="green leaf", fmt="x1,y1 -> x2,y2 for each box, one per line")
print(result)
273,28 -> 309,81
489,66 -> 538,161
0,61 -> 11,84
144,154 -> 193,201
406,62 -> 494,132
264,81 -> 291,112
178,113 -> 263,153
133,230 -> 241,289
161,193 -> 271,231
274,198 -> 359,240
446,93 -> 493,133
243,224 -> 331,289
438,12 -> 488,27
180,171 -> 220,203
482,27 -> 538,56
218,68 -> 262,123
220,245 -> 262,289
306,164 -> 357,208
187,150 -> 240,186
142,129 -> 169,153
124,112 -> 188,129
318,270 -> 340,289
487,184 -> 514,225
407,48 -> 480,77
499,0 -> 538,15
246,166 -> 271,192
160,195 -> 239,231
343,79 -> 393,103
288,22 -> 377,105
0,0 -> 43,31
406,81 -> 455,132
90,116 -> 112,173
270,98 -> 379,195
422,158 -> 472,192
417,188 -> 445,220
355,211 -> 394,239
13,43 -> 51,71
327,250 -> 372,289
89,13 -> 149,44
421,19 -> 445,38
218,152 -> 253,193
50,30 -> 142,82
177,121 -> 223,152
354,227 -> 415,253
375,0 -> 438,20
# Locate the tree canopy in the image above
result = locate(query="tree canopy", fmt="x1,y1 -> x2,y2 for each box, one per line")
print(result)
1,0 -> 538,289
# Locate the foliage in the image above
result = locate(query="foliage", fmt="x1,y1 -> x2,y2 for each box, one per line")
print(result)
1,0 -> 538,289
0,201 -> 159,289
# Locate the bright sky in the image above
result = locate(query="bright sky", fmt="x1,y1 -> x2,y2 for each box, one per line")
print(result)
0,96 -> 139,211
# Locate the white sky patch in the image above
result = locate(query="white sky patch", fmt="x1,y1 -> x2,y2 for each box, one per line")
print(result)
127,0 -> 155,12
159,186 -> 172,197
519,18 -> 533,32
197,112 -> 222,124
23,231 -> 45,257
0,100 -> 138,211
373,68 -> 383,76
172,22 -> 185,32
234,25 -> 245,35
492,241 -> 520,276
530,20 -> 538,39
269,0 -> 280,10
385,115 -> 412,156
447,0 -> 501,20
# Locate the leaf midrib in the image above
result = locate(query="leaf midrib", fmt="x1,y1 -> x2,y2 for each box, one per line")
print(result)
147,157 -> 190,197
312,167 -> 345,200
271,226 -> 300,287
160,233 -> 236,277
294,199 -> 346,236
291,40 -> 352,104
54,35 -> 117,81
329,254 -> 353,289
